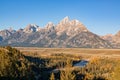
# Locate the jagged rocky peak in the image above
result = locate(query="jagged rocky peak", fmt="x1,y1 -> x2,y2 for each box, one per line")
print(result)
45,22 -> 55,30
23,24 -> 40,33
70,19 -> 80,25
0,29 -> 12,39
60,16 -> 83,26
56,16 -> 88,35
101,30 -> 120,46
17,28 -> 24,32
113,30 -> 120,43
71,19 -> 88,31
115,30 -> 120,37
0,29 -> 10,36
101,34 -> 113,42
60,16 -> 70,24
1,16 -> 118,48
0,27 -> 16,40
7,27 -> 16,33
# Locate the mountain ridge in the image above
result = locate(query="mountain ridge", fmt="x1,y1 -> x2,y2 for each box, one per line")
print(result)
102,31 -> 120,48
0,17 -> 119,48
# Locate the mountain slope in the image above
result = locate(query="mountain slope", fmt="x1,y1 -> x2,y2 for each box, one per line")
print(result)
102,31 -> 120,48
0,17 -> 113,48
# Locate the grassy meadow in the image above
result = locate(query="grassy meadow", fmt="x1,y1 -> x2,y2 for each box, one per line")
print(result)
16,47 -> 120,58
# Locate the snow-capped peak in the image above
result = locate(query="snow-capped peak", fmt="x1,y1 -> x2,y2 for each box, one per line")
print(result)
23,24 -> 40,33
45,22 -> 55,30
60,16 -> 70,24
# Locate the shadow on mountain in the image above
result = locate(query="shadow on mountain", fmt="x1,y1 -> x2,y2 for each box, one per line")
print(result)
0,36 -> 2,40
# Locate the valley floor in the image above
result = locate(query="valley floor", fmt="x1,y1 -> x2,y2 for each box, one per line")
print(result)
16,47 -> 120,80
16,47 -> 120,59
1,46 -> 120,80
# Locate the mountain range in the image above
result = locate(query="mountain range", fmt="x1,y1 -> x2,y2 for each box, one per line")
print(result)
0,16 -> 120,48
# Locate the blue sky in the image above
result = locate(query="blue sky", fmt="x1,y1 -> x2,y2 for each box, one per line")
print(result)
0,0 -> 120,35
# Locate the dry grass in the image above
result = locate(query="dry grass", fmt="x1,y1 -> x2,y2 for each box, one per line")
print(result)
16,47 -> 120,59
15,47 -> 120,80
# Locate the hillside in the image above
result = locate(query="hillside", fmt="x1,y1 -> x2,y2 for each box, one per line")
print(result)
0,46 -> 36,80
